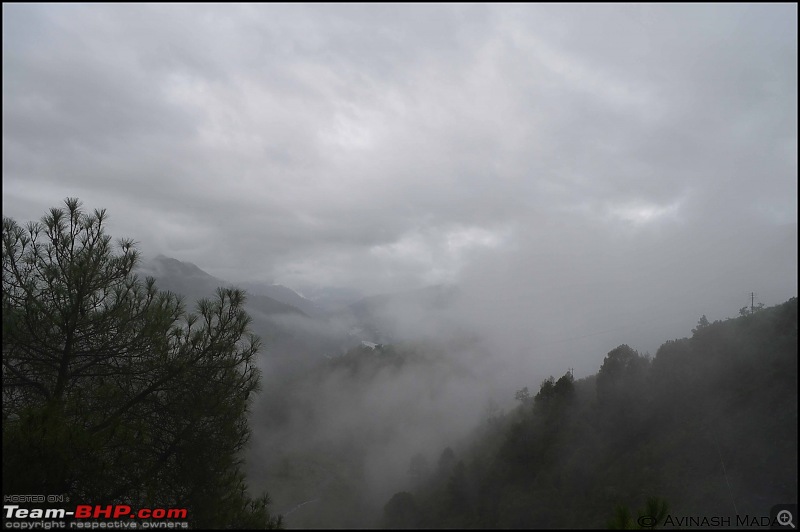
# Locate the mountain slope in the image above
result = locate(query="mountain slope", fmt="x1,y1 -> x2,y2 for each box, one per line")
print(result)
138,255 -> 307,317
384,297 -> 798,528
240,281 -> 324,317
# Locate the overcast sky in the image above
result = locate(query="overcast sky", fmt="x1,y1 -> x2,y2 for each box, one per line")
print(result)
3,4 -> 797,371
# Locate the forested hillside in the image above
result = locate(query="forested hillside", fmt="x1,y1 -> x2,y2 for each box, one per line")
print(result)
247,339 -> 485,528
383,298 -> 798,528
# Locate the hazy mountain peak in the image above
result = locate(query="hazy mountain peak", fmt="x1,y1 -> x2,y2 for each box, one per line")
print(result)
148,254 -> 213,279
138,256 -> 309,318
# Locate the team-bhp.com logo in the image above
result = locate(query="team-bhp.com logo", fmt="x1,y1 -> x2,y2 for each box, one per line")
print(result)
5,504 -> 188,519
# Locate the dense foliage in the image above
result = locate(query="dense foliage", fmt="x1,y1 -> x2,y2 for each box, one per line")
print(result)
383,298 -> 798,528
2,199 -> 282,529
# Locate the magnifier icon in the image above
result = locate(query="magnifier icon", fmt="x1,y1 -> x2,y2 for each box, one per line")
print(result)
778,509 -> 796,529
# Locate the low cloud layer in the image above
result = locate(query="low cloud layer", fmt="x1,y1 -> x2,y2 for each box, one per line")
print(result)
4,4 -> 797,372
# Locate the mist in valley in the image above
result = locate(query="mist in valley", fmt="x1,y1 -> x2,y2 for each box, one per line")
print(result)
3,3 -> 796,529
134,229 -> 795,527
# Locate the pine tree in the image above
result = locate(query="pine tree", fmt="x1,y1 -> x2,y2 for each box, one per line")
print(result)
2,198 -> 281,528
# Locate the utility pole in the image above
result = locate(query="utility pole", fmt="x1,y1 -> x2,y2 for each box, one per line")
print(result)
751,292 -> 755,315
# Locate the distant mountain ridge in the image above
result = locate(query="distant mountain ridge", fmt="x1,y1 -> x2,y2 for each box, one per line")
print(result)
142,254 -> 216,281
238,281 -> 324,317
137,255 -> 465,364
137,255 -> 308,317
